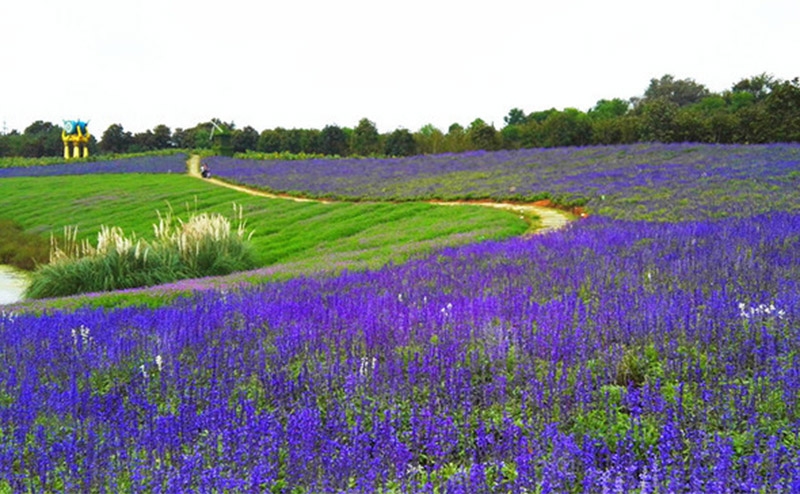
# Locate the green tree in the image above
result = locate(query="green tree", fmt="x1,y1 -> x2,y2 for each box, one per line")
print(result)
281,129 -> 305,153
734,103 -> 767,143
352,118 -> 381,156
588,99 -> 630,120
519,119 -> 544,148
673,107 -> 711,142
22,121 -> 62,157
319,124 -> 349,156
468,119 -> 500,150
171,123 -> 213,150
232,126 -> 259,153
100,124 -> 134,154
384,128 -> 417,156
503,108 -> 528,126
444,123 -> 467,152
726,91 -> 756,112
639,98 -> 679,142
708,111 -> 740,144
642,74 -> 710,107
257,128 -> 282,153
172,128 -> 193,149
758,77 -> 800,142
527,108 -> 558,124
130,130 -> 156,152
500,124 -> 523,149
591,116 -> 641,145
676,96 -> 731,143
152,124 -> 173,149
297,129 -> 321,154
732,73 -> 775,102
193,127 -> 212,150
416,124 -> 445,154
1,131 -> 26,157
540,109 -> 592,147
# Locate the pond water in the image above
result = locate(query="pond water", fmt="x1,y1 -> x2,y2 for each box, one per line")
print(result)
0,265 -> 29,305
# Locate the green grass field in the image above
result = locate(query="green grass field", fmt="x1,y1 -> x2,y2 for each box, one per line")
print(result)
0,173 -> 528,286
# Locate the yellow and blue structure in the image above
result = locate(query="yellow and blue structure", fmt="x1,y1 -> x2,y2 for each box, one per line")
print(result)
61,120 -> 90,159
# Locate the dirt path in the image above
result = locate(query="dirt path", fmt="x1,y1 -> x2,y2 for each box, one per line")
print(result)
431,200 -> 571,234
188,155 -> 572,234
189,155 -> 330,203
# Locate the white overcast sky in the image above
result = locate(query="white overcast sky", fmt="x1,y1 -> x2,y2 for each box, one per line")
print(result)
1,0 -> 798,135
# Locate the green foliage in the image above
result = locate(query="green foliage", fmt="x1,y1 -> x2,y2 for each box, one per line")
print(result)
232,126 -> 259,153
732,73 -> 775,102
416,124 -> 446,154
588,98 -> 630,120
0,218 -> 49,270
590,115 -> 641,145
99,124 -> 133,154
257,127 -> 321,154
639,98 -> 679,142
25,206 -> 257,298
759,78 -> 800,142
468,120 -> 501,151
213,133 -> 234,157
643,74 -> 710,107
615,343 -> 664,387
319,125 -> 349,156
0,121 -> 66,158
352,118 -> 381,156
384,128 -> 417,156
540,108 -> 593,147
3,72 -> 800,160
503,107 -> 528,126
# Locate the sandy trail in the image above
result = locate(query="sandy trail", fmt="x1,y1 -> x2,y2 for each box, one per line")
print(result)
188,155 -> 571,235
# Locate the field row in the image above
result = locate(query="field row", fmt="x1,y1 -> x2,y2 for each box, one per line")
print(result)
1,213 -> 798,491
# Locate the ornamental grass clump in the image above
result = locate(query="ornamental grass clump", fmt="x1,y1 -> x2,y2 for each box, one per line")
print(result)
153,203 -> 254,276
24,204 -> 255,299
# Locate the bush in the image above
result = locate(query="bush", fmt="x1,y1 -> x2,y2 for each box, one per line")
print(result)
25,205 -> 255,299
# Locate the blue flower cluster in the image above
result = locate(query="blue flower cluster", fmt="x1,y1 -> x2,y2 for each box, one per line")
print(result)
208,143 -> 800,220
1,212 -> 798,491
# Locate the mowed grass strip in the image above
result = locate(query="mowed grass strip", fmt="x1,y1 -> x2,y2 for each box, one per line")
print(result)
0,174 -> 528,279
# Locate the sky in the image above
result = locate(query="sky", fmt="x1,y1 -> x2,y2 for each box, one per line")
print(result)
1,0 -> 799,136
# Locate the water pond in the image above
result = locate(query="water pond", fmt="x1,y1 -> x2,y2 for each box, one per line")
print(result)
0,265 -> 29,305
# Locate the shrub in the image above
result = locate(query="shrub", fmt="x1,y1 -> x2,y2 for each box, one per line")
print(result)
24,204 -> 255,298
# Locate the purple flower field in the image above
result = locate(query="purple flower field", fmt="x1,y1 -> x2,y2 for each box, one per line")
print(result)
2,209 -> 799,491
208,143 -> 800,220
0,154 -> 188,178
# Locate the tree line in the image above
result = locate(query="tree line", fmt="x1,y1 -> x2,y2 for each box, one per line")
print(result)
2,73 -> 799,159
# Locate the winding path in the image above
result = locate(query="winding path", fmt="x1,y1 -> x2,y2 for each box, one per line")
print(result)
187,155 -> 571,235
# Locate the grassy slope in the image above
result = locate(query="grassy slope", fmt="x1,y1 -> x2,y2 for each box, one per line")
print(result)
0,173 -> 527,285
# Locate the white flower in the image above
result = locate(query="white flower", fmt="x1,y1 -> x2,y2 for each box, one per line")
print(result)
70,324 -> 92,347
738,302 -> 786,320
155,354 -> 163,372
140,364 -> 148,379
359,356 -> 376,377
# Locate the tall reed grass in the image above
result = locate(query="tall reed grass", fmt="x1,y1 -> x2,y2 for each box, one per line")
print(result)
25,204 -> 255,299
